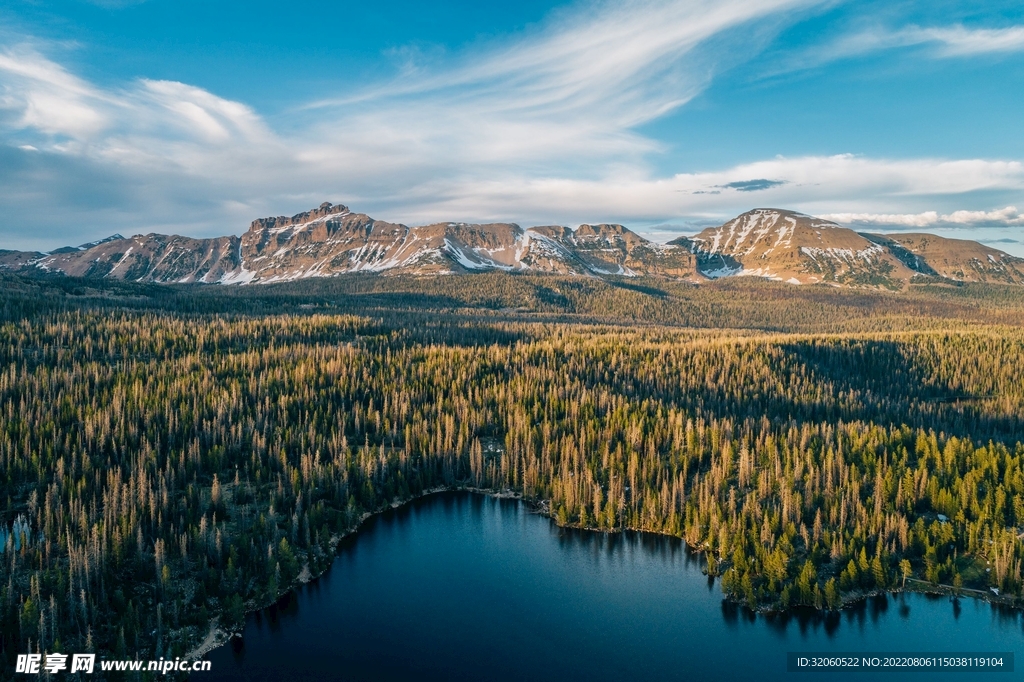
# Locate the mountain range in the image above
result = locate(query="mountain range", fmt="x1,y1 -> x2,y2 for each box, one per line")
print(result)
2,204 -> 1022,288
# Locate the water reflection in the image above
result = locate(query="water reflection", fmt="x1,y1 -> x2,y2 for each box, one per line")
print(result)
721,599 -> 739,627
207,492 -> 1023,682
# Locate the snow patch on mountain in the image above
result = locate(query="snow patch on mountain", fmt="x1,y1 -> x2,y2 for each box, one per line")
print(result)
12,203 -> 1021,289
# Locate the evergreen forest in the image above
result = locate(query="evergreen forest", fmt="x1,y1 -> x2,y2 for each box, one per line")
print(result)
2,270 -> 1024,676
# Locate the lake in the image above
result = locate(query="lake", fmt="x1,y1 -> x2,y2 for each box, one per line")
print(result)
205,492 -> 1021,680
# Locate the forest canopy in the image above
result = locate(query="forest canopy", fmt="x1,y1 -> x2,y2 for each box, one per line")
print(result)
1,271 -> 1024,673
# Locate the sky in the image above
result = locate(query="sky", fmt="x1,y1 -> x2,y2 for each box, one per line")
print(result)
1,0 -> 1023,254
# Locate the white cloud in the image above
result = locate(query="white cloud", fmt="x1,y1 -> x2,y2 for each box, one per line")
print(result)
394,154 -> 1024,226
0,0 -> 824,244
820,206 -> 1024,229
942,207 -> 1024,224
0,1 -> 1023,250
0,47 -> 110,137
798,23 -> 1024,68
909,25 -> 1024,56
676,154 -> 1024,198
295,0 -> 820,182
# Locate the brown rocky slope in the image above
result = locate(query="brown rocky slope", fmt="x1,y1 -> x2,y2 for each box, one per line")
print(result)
5,204 -> 1021,289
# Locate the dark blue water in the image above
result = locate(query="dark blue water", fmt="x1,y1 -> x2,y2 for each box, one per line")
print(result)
205,492 -> 1022,681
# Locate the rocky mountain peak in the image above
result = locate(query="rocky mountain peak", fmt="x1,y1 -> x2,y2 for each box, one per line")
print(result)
865,232 -> 1024,284
248,203 -> 351,233
575,223 -> 644,244
5,203 -> 1022,289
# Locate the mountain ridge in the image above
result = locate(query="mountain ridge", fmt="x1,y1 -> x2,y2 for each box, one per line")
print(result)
3,204 -> 1022,289
669,208 -> 1024,287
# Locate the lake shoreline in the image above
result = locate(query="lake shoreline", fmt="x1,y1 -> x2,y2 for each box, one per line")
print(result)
190,485 -> 525,660
192,486 -> 1021,661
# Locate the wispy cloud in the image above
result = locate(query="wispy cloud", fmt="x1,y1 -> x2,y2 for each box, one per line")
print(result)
907,25 -> 1024,56
0,0 -> 823,245
0,47 -> 111,137
0,0 -> 1022,251
793,23 -> 1024,69
295,0 -> 821,182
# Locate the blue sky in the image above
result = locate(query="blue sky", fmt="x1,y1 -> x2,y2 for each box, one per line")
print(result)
1,0 -> 1023,253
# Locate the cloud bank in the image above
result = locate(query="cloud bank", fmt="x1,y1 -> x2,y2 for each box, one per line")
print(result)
820,206 -> 1024,229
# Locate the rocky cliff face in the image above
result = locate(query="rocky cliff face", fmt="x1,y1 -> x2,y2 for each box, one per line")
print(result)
36,234 -> 241,283
213,202 -> 698,282
6,203 -> 1022,289
670,209 -> 922,286
17,202 -> 696,283
864,233 -> 1024,284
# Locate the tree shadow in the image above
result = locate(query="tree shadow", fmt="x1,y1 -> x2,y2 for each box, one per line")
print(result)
774,338 -> 1023,442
